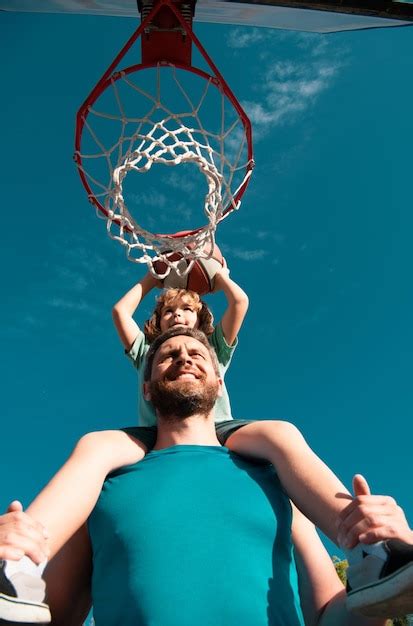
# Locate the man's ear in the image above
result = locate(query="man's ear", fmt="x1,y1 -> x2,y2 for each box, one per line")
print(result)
216,377 -> 223,398
143,381 -> 151,401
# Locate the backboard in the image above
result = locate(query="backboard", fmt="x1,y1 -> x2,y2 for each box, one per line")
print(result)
1,0 -> 413,33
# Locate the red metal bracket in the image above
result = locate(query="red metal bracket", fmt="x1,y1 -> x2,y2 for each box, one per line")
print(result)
140,0 -> 196,66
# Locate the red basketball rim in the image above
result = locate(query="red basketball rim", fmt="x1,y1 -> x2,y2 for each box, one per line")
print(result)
74,0 -> 254,242
75,63 -> 252,240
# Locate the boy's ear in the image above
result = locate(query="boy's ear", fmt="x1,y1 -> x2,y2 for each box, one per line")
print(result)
143,382 -> 151,401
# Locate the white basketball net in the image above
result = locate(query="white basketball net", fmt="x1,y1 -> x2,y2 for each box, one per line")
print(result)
76,63 -> 253,277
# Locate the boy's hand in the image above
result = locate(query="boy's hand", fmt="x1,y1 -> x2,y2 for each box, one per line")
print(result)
211,264 -> 230,292
145,271 -> 163,289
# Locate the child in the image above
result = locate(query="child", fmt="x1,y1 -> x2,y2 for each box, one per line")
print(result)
112,270 -> 248,442
1,269 -> 412,624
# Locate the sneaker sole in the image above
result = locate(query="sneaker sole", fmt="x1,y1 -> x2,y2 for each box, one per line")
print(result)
347,561 -> 413,617
0,594 -> 51,624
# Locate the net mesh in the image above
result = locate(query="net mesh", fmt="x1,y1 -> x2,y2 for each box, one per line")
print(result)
76,63 -> 253,277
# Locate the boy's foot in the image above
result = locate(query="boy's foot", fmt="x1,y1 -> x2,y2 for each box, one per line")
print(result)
0,560 -> 51,624
346,539 -> 413,617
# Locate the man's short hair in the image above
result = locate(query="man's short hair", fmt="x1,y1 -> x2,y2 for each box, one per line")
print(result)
144,327 -> 220,381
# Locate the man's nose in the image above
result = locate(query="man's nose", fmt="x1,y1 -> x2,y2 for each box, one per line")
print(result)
175,350 -> 192,364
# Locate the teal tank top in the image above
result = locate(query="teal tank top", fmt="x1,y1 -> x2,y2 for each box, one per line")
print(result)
88,446 -> 305,626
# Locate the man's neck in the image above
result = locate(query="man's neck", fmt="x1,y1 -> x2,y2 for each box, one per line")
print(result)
153,412 -> 221,450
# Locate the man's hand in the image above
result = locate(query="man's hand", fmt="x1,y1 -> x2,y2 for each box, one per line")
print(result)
337,474 -> 413,549
0,500 -> 49,563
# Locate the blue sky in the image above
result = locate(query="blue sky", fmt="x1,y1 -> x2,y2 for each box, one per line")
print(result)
1,9 -> 413,565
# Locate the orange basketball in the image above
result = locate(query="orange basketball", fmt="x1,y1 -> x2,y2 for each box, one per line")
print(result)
153,244 -> 225,295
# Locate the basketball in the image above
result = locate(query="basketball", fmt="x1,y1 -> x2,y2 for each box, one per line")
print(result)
153,244 -> 225,295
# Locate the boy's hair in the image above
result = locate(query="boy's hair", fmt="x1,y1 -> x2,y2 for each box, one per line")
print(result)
144,326 -> 220,382
144,288 -> 214,343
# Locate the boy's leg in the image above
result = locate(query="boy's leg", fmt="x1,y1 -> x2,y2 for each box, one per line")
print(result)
0,427 -> 156,624
222,419 -> 351,543
222,420 -> 413,619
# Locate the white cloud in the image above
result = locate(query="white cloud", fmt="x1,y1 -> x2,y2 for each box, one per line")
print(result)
232,227 -> 285,245
174,202 -> 193,222
166,171 -> 197,194
227,28 -> 272,50
296,304 -> 330,327
240,102 -> 277,126
23,314 -> 42,328
256,230 -> 285,244
62,245 -> 108,275
242,58 -> 341,138
233,248 -> 268,261
42,239 -> 116,321
55,266 -> 88,291
221,243 -> 268,261
48,297 -> 100,315
129,190 -> 167,208
296,33 -> 330,58
226,31 -> 346,140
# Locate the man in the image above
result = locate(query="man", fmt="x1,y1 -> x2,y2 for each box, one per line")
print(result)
1,327 -> 412,625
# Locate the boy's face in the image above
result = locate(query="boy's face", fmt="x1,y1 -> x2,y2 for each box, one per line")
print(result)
159,297 -> 199,333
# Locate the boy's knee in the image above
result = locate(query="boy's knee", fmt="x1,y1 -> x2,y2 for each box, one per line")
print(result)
74,431 -> 115,459
256,420 -> 305,446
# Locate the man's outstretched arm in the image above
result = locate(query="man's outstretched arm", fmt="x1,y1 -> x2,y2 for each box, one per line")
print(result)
44,523 -> 92,626
292,504 -> 386,626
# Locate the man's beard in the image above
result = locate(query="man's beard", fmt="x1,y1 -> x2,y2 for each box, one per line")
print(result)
148,378 -> 219,421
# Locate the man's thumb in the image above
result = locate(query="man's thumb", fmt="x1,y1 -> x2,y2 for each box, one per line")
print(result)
353,474 -> 371,497
7,500 -> 23,513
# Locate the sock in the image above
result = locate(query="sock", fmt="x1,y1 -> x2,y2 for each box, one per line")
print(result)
4,556 -> 47,579
345,541 -> 388,566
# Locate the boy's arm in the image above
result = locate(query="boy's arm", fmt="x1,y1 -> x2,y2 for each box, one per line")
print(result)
112,273 -> 160,350
214,269 -> 249,346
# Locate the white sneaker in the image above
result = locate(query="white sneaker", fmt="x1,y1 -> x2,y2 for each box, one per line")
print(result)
346,539 -> 413,618
0,559 -> 51,624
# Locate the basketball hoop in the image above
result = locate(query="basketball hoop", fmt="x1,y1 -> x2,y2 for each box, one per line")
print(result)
74,0 -> 254,277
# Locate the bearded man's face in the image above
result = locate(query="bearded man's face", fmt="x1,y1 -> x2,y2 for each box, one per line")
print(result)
148,377 -> 219,420
144,335 -> 222,420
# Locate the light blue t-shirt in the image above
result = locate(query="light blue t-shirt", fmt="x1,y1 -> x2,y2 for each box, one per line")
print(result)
127,323 -> 237,425
89,445 -> 305,626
